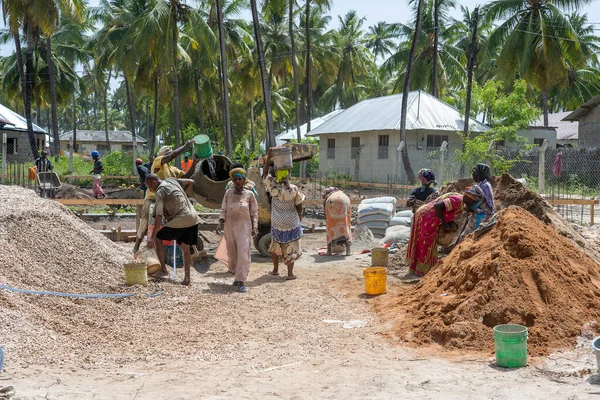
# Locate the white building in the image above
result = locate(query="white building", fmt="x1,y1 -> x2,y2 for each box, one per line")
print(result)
275,110 -> 344,145
307,91 -> 489,183
59,130 -> 146,155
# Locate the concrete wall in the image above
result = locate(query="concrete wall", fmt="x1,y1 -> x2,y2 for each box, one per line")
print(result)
4,131 -> 45,161
60,141 -> 127,154
578,106 -> 600,148
499,127 -> 557,150
317,129 -> 463,183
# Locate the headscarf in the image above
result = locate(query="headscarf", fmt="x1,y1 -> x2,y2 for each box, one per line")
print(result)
229,167 -> 246,179
276,169 -> 289,182
322,187 -> 339,200
135,158 -> 143,164
464,185 -> 485,202
417,168 -> 436,185
472,163 -> 491,183
157,146 -> 172,157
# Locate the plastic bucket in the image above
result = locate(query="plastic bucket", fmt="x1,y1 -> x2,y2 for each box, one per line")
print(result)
271,146 -> 293,170
194,134 -> 213,159
591,337 -> 600,372
371,247 -> 389,267
363,267 -> 387,295
124,263 -> 148,286
494,324 -> 528,367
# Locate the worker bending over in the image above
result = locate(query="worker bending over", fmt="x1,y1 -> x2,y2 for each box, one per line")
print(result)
145,174 -> 200,286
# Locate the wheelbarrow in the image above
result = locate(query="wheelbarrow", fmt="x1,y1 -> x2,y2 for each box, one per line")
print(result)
36,171 -> 62,199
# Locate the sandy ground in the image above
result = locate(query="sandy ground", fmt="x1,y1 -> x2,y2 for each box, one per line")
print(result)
3,233 -> 600,399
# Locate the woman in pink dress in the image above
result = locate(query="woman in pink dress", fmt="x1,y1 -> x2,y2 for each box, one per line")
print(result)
406,192 -> 474,276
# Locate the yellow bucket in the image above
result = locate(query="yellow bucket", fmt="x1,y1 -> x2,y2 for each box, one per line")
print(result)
124,263 -> 148,286
371,248 -> 389,267
363,267 -> 387,295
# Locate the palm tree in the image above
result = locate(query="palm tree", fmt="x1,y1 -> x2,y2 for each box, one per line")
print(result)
399,0 -> 424,183
366,22 -> 396,61
250,0 -> 276,148
216,0 -> 233,155
289,0 -> 301,142
484,0 -> 590,126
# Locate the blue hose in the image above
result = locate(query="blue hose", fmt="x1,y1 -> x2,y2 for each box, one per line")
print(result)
0,283 -> 164,299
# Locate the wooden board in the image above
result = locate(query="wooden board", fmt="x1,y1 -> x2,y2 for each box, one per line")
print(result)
56,198 -> 145,206
545,199 -> 599,206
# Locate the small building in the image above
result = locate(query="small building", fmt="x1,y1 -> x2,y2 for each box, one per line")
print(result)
0,103 -> 47,162
275,110 -> 344,146
530,111 -> 578,148
499,126 -> 557,150
307,91 -> 489,183
59,130 -> 146,154
562,96 -> 600,148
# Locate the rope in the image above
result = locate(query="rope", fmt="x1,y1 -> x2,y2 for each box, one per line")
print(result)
0,283 -> 164,299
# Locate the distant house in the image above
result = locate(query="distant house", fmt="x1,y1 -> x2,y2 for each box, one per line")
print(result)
530,111 -> 578,148
275,110 -> 344,146
499,126 -> 557,150
0,103 -> 47,162
562,96 -> 600,148
306,90 -> 489,183
59,130 -> 146,154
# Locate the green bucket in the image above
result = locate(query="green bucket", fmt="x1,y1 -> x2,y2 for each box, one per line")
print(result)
193,134 -> 213,159
493,324 -> 528,368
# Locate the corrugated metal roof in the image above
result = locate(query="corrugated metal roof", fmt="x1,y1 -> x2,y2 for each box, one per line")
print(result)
563,94 -> 600,122
0,103 -> 46,133
307,91 -> 488,136
59,130 -> 147,143
532,111 -> 578,140
275,110 -> 344,144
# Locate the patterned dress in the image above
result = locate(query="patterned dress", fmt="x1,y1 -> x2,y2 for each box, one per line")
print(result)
264,176 -> 305,265
325,190 -> 352,246
406,193 -> 464,276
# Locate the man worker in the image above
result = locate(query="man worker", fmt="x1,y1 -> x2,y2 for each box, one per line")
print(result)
145,174 -> 200,286
181,152 -> 193,173
133,140 -> 198,253
34,150 -> 54,173
136,158 -> 150,197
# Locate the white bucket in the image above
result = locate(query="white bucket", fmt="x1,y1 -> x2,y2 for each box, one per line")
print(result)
592,337 -> 600,372
271,147 -> 293,170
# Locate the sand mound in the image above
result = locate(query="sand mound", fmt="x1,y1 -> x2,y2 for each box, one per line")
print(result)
0,185 -> 132,293
388,207 -> 600,355
55,184 -> 92,199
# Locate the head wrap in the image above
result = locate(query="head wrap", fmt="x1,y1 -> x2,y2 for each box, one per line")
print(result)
276,169 -> 289,182
464,185 -> 485,202
184,152 -> 190,158
135,158 -> 143,164
417,168 -> 436,185
229,167 -> 246,179
157,146 -> 172,157
322,187 -> 339,200
472,163 -> 491,183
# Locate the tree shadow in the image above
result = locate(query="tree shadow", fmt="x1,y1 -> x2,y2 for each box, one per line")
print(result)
308,254 -> 350,264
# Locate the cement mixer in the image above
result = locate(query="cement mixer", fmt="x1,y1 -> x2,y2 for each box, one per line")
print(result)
190,143 -> 317,256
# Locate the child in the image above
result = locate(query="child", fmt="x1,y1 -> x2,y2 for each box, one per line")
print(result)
90,151 -> 107,199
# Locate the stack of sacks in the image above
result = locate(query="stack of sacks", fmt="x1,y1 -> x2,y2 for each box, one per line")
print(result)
356,196 -> 396,238
390,209 -> 413,227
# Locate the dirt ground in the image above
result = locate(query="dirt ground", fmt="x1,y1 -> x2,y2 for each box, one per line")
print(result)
3,233 -> 600,399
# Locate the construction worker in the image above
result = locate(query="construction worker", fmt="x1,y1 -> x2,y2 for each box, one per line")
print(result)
181,152 -> 194,173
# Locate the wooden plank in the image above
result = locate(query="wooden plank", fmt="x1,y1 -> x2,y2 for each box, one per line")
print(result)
59,175 -> 138,180
55,198 -> 145,206
546,199 -> 599,206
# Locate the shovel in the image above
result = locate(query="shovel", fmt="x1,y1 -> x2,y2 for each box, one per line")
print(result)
191,245 -> 210,273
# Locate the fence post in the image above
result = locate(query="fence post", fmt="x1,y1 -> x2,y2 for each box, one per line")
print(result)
396,141 -> 405,183
2,133 -> 6,185
538,139 -> 549,194
439,141 -> 448,184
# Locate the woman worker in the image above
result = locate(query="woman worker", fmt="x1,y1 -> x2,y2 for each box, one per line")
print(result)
406,169 -> 440,213
472,163 -> 494,213
406,192 -> 479,276
322,187 -> 352,256
455,185 -> 495,244
218,166 -> 258,293
262,149 -> 305,280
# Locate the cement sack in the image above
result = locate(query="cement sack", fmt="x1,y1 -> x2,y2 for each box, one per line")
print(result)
361,196 -> 397,205
394,210 -> 413,218
381,225 -> 411,245
390,216 -> 412,227
357,203 -> 395,218
357,213 -> 392,224
358,220 -> 389,231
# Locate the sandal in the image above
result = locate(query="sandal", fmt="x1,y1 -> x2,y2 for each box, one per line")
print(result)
232,280 -> 240,286
286,275 -> 297,281
268,271 -> 280,276
239,285 -> 247,293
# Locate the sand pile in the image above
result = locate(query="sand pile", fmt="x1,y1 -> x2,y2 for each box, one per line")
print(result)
55,184 -> 92,199
387,207 -> 600,355
0,185 -> 132,293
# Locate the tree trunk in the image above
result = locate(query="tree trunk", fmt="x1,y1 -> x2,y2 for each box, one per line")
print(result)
24,36 -> 38,158
216,0 -> 233,155
542,89 -> 549,127
251,0 -> 276,149
194,70 -> 206,134
151,73 -> 159,155
13,33 -> 26,110
171,20 -> 181,163
399,0 -> 424,183
432,0 -> 439,98
45,37 -> 60,157
305,0 -> 312,132
104,68 -> 112,151
250,101 -> 255,152
290,0 -> 301,143
124,77 -> 137,146
72,94 -> 78,153
146,99 -> 150,142
460,7 -> 479,178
